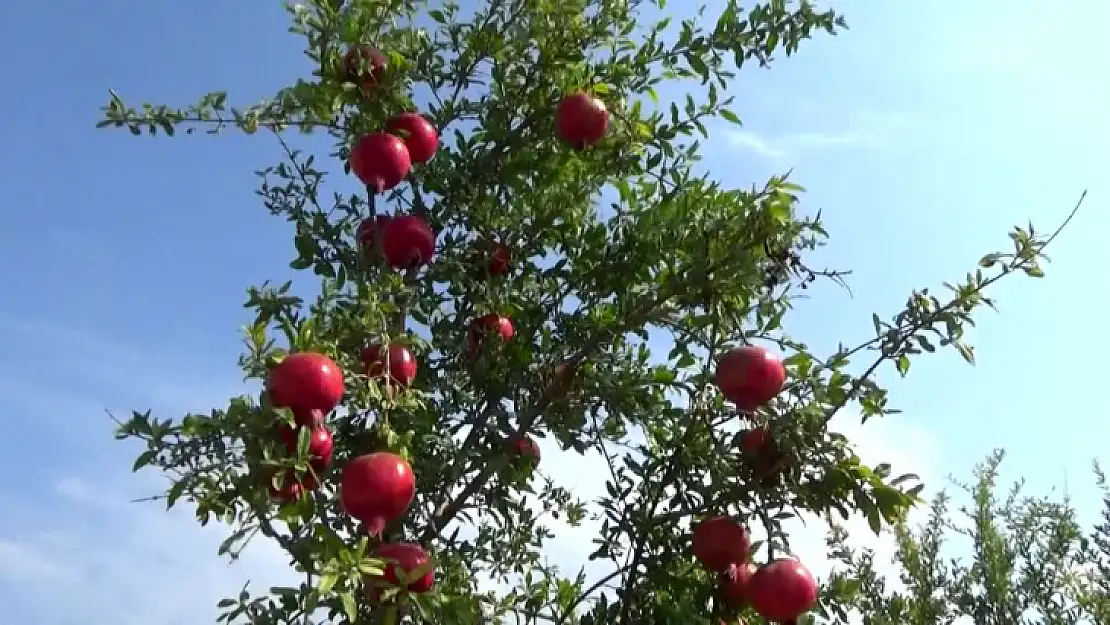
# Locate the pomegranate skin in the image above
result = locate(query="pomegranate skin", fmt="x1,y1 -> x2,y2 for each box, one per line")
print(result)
267,352 -> 345,421
691,516 -> 751,573
386,112 -> 439,164
340,452 -> 416,536
748,558 -> 819,622
361,343 -> 418,387
371,542 -> 435,593
380,215 -> 436,269
555,92 -> 609,149
350,133 -> 412,193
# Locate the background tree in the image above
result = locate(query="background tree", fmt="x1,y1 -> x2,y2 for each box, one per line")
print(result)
97,1 -> 1078,624
823,451 -> 1110,625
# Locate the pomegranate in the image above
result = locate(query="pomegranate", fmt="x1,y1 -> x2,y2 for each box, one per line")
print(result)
386,112 -> 439,165
381,215 -> 435,269
719,562 -> 757,608
555,92 -> 609,149
487,243 -> 512,276
340,452 -> 416,536
739,427 -> 771,455
343,44 -> 388,91
361,343 -> 418,387
357,215 -> 393,250
467,314 -> 515,351
367,542 -> 434,595
268,475 -> 304,502
350,133 -> 412,193
508,435 -> 541,464
267,352 -> 345,422
691,516 -> 751,573
714,345 -> 786,411
748,558 -> 818,622
550,361 -> 576,398
278,425 -> 335,469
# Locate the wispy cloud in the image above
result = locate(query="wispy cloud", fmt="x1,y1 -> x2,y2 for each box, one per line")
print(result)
725,110 -> 916,162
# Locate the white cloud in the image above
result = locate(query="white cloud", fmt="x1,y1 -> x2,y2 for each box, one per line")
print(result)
725,109 -> 916,163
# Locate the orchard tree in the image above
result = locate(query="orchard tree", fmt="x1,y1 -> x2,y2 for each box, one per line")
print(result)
823,451 -> 1110,625
98,1 -> 1079,624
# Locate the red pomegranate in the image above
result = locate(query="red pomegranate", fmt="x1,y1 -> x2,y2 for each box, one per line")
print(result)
381,215 -> 435,269
739,427 -> 771,455
386,112 -> 439,165
343,44 -> 388,91
748,558 -> 818,622
487,243 -> 512,276
267,352 -> 345,422
357,215 -> 393,249
509,435 -> 541,463
691,516 -> 751,573
367,543 -> 434,594
555,92 -> 609,149
719,562 -> 757,608
350,133 -> 412,194
340,452 -> 416,536
361,343 -> 418,387
714,345 -> 786,412
278,425 -> 335,469
268,476 -> 304,502
467,314 -> 515,351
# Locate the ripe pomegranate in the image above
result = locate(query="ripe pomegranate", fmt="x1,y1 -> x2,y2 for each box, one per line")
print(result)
361,343 -> 418,387
381,215 -> 435,269
748,558 -> 818,623
467,314 -> 515,351
386,112 -> 439,165
691,516 -> 751,573
343,44 -> 388,91
278,425 -> 335,469
267,352 -> 345,422
357,215 -> 393,250
350,133 -> 412,193
508,435 -> 541,464
714,345 -> 786,411
268,475 -> 304,502
739,427 -> 771,455
367,543 -> 434,594
555,92 -> 609,149
487,243 -> 512,276
719,562 -> 758,608
340,452 -> 416,536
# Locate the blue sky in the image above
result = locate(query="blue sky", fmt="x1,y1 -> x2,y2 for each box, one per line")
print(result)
1,1 -> 1107,623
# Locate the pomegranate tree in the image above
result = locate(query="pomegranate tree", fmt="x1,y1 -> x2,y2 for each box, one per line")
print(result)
103,2 -> 1073,625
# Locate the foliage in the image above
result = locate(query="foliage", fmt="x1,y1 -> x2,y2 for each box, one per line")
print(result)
97,0 -> 1078,623
823,451 -> 1110,625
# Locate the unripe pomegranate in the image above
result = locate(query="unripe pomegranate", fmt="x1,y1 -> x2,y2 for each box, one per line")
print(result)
714,345 -> 786,411
381,215 -> 435,269
386,112 -> 439,164
350,133 -> 411,193
267,352 -> 345,422
748,558 -> 818,622
343,44 -> 388,91
691,516 -> 751,573
361,343 -> 418,387
340,452 -> 416,536
556,92 -> 610,149
366,542 -> 434,595
467,314 -> 515,351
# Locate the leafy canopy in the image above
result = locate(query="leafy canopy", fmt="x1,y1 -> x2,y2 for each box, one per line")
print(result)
98,0 -> 1078,623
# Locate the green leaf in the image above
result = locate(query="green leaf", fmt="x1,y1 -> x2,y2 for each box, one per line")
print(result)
340,591 -> 358,622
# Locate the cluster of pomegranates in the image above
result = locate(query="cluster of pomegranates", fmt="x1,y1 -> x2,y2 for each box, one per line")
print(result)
260,42 -> 814,614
